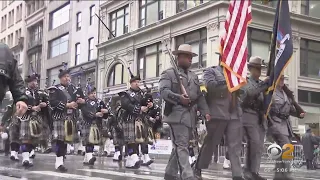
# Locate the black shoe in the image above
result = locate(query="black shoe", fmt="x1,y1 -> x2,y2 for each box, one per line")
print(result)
10,156 -> 19,162
193,167 -> 202,180
88,157 -> 96,165
233,177 -> 245,180
22,160 -> 33,168
252,173 -> 267,180
243,171 -> 253,180
57,165 -> 68,172
30,154 -> 35,159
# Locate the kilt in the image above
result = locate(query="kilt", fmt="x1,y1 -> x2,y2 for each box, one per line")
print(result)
40,121 -> 50,141
122,120 -> 136,143
9,117 -> 20,144
52,113 -> 79,143
20,114 -> 42,142
81,122 -> 102,145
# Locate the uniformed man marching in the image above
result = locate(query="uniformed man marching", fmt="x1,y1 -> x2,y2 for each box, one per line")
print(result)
119,72 -> 150,169
112,102 -> 125,162
19,73 -> 47,167
48,68 -> 85,172
239,57 -> 268,180
80,87 -> 108,165
4,104 -> 20,161
193,59 -> 243,180
159,44 -> 210,180
268,74 -> 305,180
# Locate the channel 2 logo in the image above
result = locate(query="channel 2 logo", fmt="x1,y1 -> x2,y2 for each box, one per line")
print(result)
267,144 -> 294,160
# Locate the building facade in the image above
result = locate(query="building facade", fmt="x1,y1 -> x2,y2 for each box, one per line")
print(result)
0,0 -> 25,75
97,0 -> 320,134
42,0 -> 100,89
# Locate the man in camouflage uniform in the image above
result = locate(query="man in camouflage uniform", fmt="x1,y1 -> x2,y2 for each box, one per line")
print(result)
239,57 -> 268,180
160,44 -> 210,180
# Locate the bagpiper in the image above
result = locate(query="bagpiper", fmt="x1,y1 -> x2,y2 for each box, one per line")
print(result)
111,101 -> 125,162
80,85 -> 108,165
19,73 -> 47,167
119,68 -> 150,169
48,63 -> 85,172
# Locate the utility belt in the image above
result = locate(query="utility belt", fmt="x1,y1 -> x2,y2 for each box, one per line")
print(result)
242,104 -> 262,113
209,90 -> 229,99
270,111 -> 289,120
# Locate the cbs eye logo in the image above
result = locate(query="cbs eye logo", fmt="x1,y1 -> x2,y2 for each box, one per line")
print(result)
267,144 -> 294,160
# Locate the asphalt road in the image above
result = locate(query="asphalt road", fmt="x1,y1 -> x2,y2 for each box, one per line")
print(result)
0,153 -> 319,180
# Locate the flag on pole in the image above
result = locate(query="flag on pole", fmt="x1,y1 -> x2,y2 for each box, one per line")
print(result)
264,0 -> 293,117
219,0 -> 252,92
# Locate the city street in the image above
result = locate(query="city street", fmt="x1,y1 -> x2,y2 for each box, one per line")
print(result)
0,154 -> 319,180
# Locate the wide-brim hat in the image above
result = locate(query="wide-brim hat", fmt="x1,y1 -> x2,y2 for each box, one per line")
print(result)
172,44 -> 198,57
248,56 -> 265,68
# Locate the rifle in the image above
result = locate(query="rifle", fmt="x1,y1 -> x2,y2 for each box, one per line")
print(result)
163,44 -> 189,116
282,84 -> 305,118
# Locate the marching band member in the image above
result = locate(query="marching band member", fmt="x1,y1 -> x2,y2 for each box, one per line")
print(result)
80,86 -> 108,165
48,65 -> 85,172
4,104 -> 20,161
111,103 -> 125,162
119,69 -> 146,169
20,73 -> 45,167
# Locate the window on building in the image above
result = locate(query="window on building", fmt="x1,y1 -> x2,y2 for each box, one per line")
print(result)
1,15 -> 7,32
139,0 -> 163,28
300,39 -> 320,79
247,28 -> 271,63
176,28 -> 207,69
253,0 -> 277,8
177,0 -> 205,13
90,5 -> 95,25
8,10 -> 14,27
301,0 -> 320,19
48,67 -> 61,86
7,33 -> 13,47
298,89 -> 320,105
49,34 -> 69,58
88,38 -> 94,61
138,43 -> 162,79
29,51 -> 42,74
50,3 -> 70,30
75,43 -> 80,65
107,63 -> 129,86
76,12 -> 81,31
110,5 -> 129,38
29,23 -> 43,48
15,28 -> 21,46
16,4 -> 22,22
0,38 -> 5,44
2,1 -> 7,9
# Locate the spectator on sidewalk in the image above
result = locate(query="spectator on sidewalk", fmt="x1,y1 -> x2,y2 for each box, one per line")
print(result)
301,128 -> 320,170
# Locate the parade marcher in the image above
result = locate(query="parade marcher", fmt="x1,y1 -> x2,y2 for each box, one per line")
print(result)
19,73 -> 47,167
0,44 -> 28,152
268,74 -> 305,180
159,44 -> 210,180
119,69 -> 149,169
239,57 -> 268,180
301,127 -> 320,170
48,65 -> 85,172
111,103 -> 125,162
193,57 -> 243,180
80,86 -> 108,165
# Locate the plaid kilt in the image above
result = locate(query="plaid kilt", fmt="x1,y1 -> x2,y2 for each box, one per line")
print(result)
52,114 -> 79,143
20,114 -> 41,142
40,121 -> 50,141
81,123 -> 91,145
122,120 -> 136,143
9,117 -> 20,144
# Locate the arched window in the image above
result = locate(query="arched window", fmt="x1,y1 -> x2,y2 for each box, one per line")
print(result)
107,63 -> 128,86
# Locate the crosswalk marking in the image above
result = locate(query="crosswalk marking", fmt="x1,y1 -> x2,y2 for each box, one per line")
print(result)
79,169 -> 164,180
0,175 -> 22,180
30,171 -> 112,180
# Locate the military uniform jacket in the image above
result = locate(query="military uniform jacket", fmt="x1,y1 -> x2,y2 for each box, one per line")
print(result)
268,87 -> 297,137
22,87 -> 43,120
81,98 -> 107,125
159,67 -> 209,128
203,66 -> 241,120
48,84 -> 72,120
120,88 -> 143,122
240,76 -> 268,116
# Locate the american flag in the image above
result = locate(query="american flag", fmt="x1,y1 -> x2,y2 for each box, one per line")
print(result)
219,0 -> 252,92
